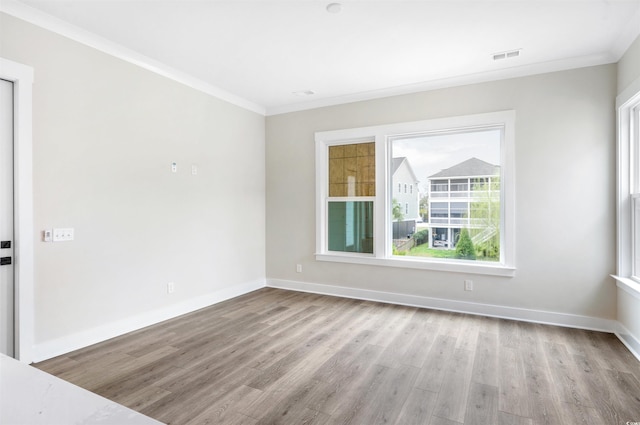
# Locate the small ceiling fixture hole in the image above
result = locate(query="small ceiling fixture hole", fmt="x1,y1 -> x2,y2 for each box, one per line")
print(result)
326,3 -> 342,13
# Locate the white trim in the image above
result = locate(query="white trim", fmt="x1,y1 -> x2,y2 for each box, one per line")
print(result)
267,53 -> 615,116
612,275 -> 640,301
615,77 -> 640,281
0,58 -> 34,364
32,279 -> 266,363
315,111 -> 516,277
315,253 -> 515,277
0,0 -> 265,116
266,279 -> 616,333
3,0 -> 635,118
615,322 -> 640,362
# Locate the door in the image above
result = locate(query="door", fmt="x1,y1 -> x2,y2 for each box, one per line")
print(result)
0,78 -> 14,357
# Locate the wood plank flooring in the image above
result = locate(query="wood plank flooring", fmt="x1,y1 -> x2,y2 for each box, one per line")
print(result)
34,288 -> 640,425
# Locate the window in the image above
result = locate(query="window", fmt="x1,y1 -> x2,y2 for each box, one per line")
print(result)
326,142 -> 375,254
632,105 -> 640,282
316,111 -> 515,276
616,86 -> 640,284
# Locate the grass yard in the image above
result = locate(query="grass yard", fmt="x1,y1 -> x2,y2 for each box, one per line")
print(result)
400,242 -> 499,262
405,243 -> 458,258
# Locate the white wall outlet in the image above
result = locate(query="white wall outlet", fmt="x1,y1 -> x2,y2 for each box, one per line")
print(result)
191,164 -> 198,175
167,282 -> 175,294
464,280 -> 473,291
296,264 -> 302,273
171,162 -> 177,173
43,229 -> 52,242
52,228 -> 74,242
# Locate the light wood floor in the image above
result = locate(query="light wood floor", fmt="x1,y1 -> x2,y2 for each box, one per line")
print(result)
34,288 -> 640,425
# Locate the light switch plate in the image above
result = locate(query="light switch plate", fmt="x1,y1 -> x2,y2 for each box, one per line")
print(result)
53,228 -> 74,242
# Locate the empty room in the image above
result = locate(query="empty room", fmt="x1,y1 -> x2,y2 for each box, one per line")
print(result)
1,1 -> 640,424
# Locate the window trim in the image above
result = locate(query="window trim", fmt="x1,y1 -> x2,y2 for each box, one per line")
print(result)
315,111 -> 516,277
615,82 -> 640,285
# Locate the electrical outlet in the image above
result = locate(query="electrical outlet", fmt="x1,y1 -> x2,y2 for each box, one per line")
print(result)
464,280 -> 473,291
296,264 -> 302,273
167,282 -> 175,294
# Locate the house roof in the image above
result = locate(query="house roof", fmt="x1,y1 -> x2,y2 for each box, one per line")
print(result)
391,157 -> 405,175
429,157 -> 499,179
392,157 -> 419,183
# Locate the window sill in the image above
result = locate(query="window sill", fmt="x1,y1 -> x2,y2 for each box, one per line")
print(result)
316,253 -> 516,277
612,275 -> 640,301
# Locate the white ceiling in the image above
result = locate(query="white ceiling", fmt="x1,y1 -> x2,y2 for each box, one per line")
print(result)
5,0 -> 640,115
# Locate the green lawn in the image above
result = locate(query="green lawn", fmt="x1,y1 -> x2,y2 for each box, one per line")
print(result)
400,242 -> 499,262
405,243 -> 458,258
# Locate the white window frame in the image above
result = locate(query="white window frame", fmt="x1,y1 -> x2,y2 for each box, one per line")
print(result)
615,82 -> 640,288
315,111 -> 516,277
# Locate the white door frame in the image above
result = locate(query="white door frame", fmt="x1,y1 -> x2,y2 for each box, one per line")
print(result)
0,57 -> 34,364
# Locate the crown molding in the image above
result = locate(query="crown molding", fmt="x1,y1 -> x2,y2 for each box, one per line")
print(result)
0,0 -> 266,116
3,0 -> 636,118
265,52 -> 616,116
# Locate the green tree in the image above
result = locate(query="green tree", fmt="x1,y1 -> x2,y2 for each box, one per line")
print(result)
455,228 -> 476,260
469,177 -> 500,260
412,229 -> 429,246
419,195 -> 429,222
392,198 -> 404,222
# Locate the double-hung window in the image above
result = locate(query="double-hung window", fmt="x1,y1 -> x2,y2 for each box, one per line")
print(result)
316,111 -> 515,276
616,86 -> 640,285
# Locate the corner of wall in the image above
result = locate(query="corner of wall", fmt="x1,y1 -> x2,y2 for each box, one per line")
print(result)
32,279 -> 266,363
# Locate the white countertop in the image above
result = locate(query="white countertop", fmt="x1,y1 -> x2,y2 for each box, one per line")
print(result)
0,354 -> 164,425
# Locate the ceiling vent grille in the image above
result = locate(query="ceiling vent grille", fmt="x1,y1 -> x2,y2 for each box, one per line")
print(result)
292,90 -> 316,97
493,49 -> 521,61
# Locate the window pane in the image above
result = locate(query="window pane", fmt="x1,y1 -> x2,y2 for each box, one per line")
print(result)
328,201 -> 374,253
392,129 -> 501,262
328,142 -> 375,197
634,196 -> 640,280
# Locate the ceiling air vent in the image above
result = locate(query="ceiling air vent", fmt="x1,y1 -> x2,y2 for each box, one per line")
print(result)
493,49 -> 521,61
292,90 -> 316,97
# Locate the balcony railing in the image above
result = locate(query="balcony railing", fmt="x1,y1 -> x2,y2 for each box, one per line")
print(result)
430,189 -> 499,197
427,217 -> 491,227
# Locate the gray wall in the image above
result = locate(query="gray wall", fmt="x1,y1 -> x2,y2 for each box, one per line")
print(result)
266,64 -> 617,320
618,34 -> 640,95
1,13 -> 266,347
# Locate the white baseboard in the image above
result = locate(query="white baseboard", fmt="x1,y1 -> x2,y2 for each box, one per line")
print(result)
33,279 -> 266,363
615,323 -> 640,362
33,278 -> 637,364
266,278 -> 618,333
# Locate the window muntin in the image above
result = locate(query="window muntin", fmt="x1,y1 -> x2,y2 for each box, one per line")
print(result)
316,111 -> 515,276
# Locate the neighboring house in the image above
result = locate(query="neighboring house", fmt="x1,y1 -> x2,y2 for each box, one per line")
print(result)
427,157 -> 500,248
391,157 -> 420,221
